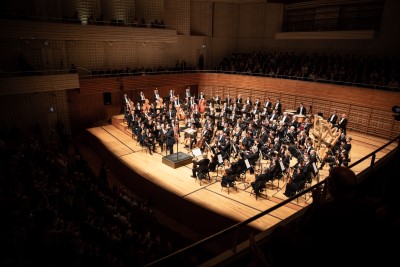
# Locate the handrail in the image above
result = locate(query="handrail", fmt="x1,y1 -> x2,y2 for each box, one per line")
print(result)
145,134 -> 400,266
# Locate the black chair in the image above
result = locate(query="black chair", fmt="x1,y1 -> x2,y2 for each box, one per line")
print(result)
250,180 -> 268,200
221,175 -> 237,194
195,163 -> 211,185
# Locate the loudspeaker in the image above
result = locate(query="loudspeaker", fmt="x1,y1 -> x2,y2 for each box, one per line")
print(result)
317,112 -> 323,117
103,92 -> 111,105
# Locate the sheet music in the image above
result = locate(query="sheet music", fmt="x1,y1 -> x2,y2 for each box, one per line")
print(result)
217,154 -> 223,164
279,160 -> 285,172
192,148 -> 202,157
312,162 -> 318,174
245,159 -> 251,169
183,128 -> 197,135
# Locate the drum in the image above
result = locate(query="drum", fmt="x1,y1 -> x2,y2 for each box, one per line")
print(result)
297,114 -> 306,123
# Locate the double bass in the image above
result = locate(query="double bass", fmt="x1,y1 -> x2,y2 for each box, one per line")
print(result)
177,106 -> 186,121
199,98 -> 206,113
142,99 -> 150,112
156,97 -> 163,109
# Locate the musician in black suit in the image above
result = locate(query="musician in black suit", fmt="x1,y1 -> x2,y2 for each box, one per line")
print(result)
185,87 -> 191,99
166,124 -> 175,155
264,97 -> 272,112
191,153 -> 210,178
241,131 -> 254,151
296,103 -> 307,115
269,110 -> 279,122
280,112 -> 291,125
328,111 -> 338,125
245,96 -> 252,106
274,99 -> 282,115
166,107 -> 176,122
139,91 -> 146,103
336,114 -> 348,135
225,94 -> 232,106
236,94 -> 243,104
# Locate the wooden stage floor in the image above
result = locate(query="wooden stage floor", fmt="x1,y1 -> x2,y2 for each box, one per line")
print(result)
85,115 -> 396,233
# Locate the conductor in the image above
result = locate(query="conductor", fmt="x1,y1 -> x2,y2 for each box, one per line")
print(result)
166,124 -> 176,155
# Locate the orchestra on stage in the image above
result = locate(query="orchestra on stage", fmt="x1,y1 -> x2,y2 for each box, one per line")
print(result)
122,87 -> 351,197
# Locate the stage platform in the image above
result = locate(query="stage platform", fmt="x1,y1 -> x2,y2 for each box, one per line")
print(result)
84,114 -> 396,237
162,152 -> 193,169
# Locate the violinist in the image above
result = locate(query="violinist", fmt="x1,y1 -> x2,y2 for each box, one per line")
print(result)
225,94 -> 232,107
280,112 -> 291,125
231,126 -> 242,145
240,131 -> 254,151
261,107 -> 269,117
200,126 -> 212,145
166,106 -> 176,123
127,110 -> 136,128
269,110 -> 279,122
276,121 -> 287,140
186,112 -> 199,128
258,126 -> 269,144
285,126 -> 296,144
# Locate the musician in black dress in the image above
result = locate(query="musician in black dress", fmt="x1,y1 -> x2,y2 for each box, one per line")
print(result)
251,167 -> 273,195
284,167 -> 306,197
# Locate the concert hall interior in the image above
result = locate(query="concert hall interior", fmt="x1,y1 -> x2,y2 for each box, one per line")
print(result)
0,0 -> 400,266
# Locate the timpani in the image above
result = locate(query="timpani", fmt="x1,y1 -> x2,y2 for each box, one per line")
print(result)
297,114 -> 306,123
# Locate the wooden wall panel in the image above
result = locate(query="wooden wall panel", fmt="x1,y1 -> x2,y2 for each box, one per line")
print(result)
312,99 -> 331,117
68,73 -> 400,138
